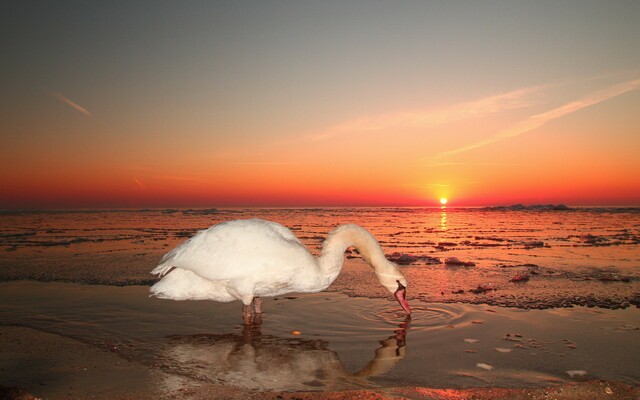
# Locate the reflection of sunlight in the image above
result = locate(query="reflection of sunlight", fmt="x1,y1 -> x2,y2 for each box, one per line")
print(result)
440,206 -> 447,231
158,318 -> 409,391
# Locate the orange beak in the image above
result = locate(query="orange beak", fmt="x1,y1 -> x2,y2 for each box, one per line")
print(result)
394,281 -> 411,315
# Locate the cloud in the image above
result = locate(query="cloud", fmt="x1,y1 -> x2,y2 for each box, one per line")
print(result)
133,177 -> 146,189
152,174 -> 213,185
432,162 -> 526,167
233,161 -> 299,166
310,85 -> 545,141
421,183 -> 451,188
476,163 -> 527,167
432,162 -> 465,166
46,90 -> 92,117
425,77 -> 640,163
400,182 -> 451,190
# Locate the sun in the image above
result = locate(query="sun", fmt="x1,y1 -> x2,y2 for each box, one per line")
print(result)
439,197 -> 448,205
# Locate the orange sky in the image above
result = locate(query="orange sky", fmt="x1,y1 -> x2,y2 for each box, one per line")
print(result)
2,2 -> 640,208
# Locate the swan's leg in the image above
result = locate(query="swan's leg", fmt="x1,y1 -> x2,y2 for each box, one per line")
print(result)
253,297 -> 263,314
242,304 -> 253,325
252,297 -> 263,325
242,297 -> 263,325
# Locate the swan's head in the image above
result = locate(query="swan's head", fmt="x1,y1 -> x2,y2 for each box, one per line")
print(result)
375,262 -> 411,315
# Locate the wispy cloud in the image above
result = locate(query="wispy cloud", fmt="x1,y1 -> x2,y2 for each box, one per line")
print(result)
418,183 -> 451,188
424,77 -> 640,163
46,90 -> 92,117
432,162 -> 526,167
233,161 -> 299,166
400,182 -> 451,190
133,177 -> 146,189
477,163 -> 527,167
432,162 -> 465,166
153,174 -> 214,185
310,86 -> 545,141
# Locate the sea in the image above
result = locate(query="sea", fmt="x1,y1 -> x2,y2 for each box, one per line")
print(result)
1,206 -> 639,391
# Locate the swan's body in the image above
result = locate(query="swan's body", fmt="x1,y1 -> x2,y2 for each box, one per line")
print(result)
150,219 -> 410,323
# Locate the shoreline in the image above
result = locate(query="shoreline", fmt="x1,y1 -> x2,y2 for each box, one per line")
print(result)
0,274 -> 638,310
1,275 -> 638,310
1,253 -> 639,310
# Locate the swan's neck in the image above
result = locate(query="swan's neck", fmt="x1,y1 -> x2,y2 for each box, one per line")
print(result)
317,224 -> 389,289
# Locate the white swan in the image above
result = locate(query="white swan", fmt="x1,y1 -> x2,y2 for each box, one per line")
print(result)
150,219 -> 410,324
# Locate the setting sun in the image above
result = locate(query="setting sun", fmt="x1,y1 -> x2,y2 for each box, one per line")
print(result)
440,197 -> 448,205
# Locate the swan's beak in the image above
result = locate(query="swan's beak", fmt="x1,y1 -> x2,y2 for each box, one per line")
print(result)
394,282 -> 411,315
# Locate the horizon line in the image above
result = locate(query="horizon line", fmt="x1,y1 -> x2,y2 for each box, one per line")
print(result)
2,203 -> 638,212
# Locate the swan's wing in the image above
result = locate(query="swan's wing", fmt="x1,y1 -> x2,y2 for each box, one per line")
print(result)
152,219 -> 316,284
256,219 -> 302,243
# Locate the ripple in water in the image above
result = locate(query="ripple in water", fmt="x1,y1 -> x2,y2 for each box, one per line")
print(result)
362,304 -> 468,331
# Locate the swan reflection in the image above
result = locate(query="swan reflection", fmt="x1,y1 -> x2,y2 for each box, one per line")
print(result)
158,318 -> 409,391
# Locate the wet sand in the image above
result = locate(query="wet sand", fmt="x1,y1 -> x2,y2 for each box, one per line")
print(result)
1,322 -> 638,400
0,325 -> 165,399
2,323 -> 638,400
1,281 -> 639,399
0,326 -> 640,400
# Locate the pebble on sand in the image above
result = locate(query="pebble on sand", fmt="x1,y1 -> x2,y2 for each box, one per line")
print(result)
476,363 -> 495,371
510,274 -> 530,282
494,347 -> 512,353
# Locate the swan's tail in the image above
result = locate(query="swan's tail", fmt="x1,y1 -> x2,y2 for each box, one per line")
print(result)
149,268 -> 234,302
150,235 -> 193,277
151,264 -> 174,277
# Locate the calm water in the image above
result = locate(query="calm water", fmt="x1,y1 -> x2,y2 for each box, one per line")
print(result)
0,207 -> 639,392
1,282 -> 639,391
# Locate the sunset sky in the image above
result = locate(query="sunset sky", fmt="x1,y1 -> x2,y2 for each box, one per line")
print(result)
2,1 -> 640,208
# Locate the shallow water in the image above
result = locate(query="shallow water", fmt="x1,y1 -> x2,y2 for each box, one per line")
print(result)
1,207 -> 638,308
1,207 -> 639,274
1,282 -> 638,391
1,208 -> 639,392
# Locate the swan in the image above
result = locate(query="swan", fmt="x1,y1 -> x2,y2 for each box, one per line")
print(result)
150,218 -> 410,324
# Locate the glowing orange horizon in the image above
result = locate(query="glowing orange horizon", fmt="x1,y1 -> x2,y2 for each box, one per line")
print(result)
2,165 -> 639,209
2,77 -> 639,210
